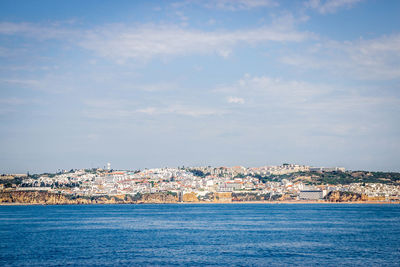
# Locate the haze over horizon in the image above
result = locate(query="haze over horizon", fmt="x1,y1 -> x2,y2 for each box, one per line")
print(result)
1,0 -> 399,174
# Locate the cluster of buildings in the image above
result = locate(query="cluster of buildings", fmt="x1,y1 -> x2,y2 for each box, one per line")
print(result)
4,164 -> 400,201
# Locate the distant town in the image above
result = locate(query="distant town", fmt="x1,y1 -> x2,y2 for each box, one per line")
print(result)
1,163 -> 400,204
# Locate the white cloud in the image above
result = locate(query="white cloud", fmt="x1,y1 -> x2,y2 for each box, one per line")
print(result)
1,74 -> 80,93
215,74 -> 400,138
0,21 -> 310,62
204,0 -> 278,11
0,21 -> 311,62
281,34 -> 400,80
227,96 -> 245,104
218,49 -> 232,58
79,24 -> 310,61
175,11 -> 189,21
139,105 -> 226,117
0,22 -> 78,40
218,74 -> 325,101
136,82 -> 178,92
86,133 -> 99,141
84,99 -> 226,119
0,97 -> 26,105
136,107 -> 158,115
0,97 -> 44,116
172,0 -> 278,11
1,78 -> 41,87
305,0 -> 363,14
217,73 -> 400,113
208,19 -> 216,25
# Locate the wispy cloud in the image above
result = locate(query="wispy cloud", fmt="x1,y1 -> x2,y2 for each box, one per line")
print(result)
281,34 -> 400,80
83,99 -> 226,119
1,78 -> 41,88
216,73 -> 400,115
138,104 -> 226,117
1,74 -> 78,93
304,0 -> 363,14
0,21 -> 311,62
227,96 -> 245,104
0,22 -> 79,40
136,82 -> 178,92
203,0 -> 278,11
173,0 -> 278,11
0,97 -> 26,105
217,74 -> 325,102
0,97 -> 44,117
80,24 -> 310,62
214,73 -> 400,140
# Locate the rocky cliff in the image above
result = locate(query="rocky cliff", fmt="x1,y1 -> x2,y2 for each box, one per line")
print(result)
1,190 -> 378,204
213,192 -> 232,202
182,192 -> 199,202
139,193 -> 177,203
0,191 -> 178,204
324,191 -> 365,202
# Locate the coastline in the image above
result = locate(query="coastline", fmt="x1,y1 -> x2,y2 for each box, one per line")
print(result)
1,190 -> 398,205
176,201 -> 400,204
1,201 -> 399,206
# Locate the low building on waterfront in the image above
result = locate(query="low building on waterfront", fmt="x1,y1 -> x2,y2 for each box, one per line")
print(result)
299,190 -> 323,200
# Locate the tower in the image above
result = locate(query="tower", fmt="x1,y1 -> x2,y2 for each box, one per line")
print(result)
107,162 -> 111,171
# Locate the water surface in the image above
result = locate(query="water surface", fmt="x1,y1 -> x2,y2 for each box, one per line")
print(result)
0,204 -> 399,266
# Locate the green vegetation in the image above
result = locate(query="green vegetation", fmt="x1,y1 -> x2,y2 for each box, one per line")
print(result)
166,191 -> 177,197
252,171 -> 400,185
0,177 -> 23,188
187,169 -> 207,177
131,192 -> 142,201
251,174 -> 287,183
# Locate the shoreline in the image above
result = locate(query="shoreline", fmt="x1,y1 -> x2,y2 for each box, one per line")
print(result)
1,201 -> 399,206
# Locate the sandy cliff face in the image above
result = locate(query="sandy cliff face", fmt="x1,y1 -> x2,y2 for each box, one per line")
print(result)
139,193 -> 177,203
0,191 -> 178,204
325,191 -> 364,202
1,190 -> 381,204
182,192 -> 199,202
213,192 -> 232,202
0,191 -> 74,204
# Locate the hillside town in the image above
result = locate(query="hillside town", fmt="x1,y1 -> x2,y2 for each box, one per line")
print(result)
1,164 -> 400,202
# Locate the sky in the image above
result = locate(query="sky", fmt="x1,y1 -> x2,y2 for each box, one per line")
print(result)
0,0 -> 399,173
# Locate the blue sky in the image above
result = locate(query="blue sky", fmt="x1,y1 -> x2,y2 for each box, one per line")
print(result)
0,0 -> 399,173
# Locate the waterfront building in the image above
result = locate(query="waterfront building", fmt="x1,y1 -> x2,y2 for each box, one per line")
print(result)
299,190 -> 323,200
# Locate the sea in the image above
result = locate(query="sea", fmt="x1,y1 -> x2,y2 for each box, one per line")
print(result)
0,204 -> 399,266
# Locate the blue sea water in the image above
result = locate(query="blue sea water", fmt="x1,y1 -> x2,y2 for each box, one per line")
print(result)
0,204 -> 399,266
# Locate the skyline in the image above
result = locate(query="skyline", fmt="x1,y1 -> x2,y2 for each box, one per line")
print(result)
1,0 -> 400,173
